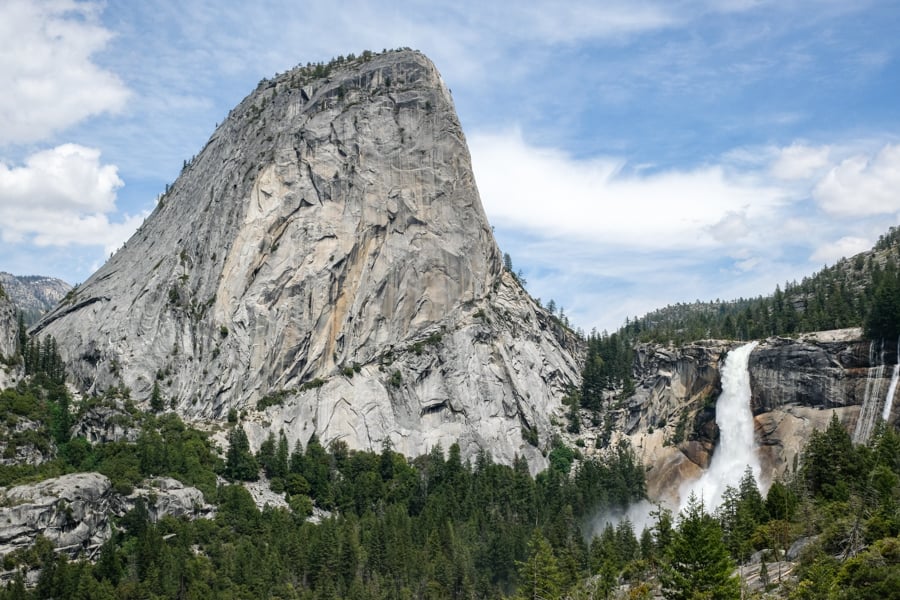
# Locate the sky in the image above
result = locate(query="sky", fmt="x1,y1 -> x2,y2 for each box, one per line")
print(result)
1,1 -> 899,333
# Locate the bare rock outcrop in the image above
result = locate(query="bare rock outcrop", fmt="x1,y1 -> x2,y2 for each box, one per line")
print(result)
34,50 -> 581,467
124,477 -> 214,521
610,329 -> 894,502
0,473 -> 114,557
608,341 -> 735,500
0,473 -> 213,560
70,401 -> 142,444
0,290 -> 21,388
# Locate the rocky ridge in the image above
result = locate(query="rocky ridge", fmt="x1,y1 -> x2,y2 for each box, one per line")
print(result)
0,273 -> 70,326
34,50 -> 581,468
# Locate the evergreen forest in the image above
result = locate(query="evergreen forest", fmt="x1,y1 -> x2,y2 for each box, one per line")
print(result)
0,341 -> 898,598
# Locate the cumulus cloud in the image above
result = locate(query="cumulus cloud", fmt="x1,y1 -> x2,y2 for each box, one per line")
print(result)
0,0 -> 130,145
0,144 -> 141,253
470,131 -> 900,331
771,143 -> 831,180
0,144 -> 121,213
813,144 -> 900,216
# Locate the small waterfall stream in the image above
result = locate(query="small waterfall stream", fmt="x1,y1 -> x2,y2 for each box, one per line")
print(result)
854,340 -> 887,444
679,341 -> 760,511
881,338 -> 900,422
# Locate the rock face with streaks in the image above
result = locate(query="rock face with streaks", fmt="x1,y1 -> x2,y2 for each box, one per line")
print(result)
0,273 -> 70,326
749,329 -> 895,482
0,473 -> 212,559
34,50 -> 581,468
0,289 -> 18,363
0,289 -> 22,389
604,329 -> 894,502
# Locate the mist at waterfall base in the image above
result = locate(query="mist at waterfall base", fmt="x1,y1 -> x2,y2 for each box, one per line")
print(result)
589,342 -> 763,537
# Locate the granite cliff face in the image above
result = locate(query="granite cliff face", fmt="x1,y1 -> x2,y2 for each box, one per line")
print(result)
749,329 -> 895,481
605,329 -> 895,502
0,273 -> 70,326
0,473 -> 212,564
0,290 -> 22,389
34,50 -> 581,467
0,290 -> 17,362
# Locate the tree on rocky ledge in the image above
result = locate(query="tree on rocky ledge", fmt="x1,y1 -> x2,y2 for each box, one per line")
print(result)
225,425 -> 259,481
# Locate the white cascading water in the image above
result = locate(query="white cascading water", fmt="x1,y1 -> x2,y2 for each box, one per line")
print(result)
881,338 -> 900,422
854,340 -> 886,444
679,341 -> 760,512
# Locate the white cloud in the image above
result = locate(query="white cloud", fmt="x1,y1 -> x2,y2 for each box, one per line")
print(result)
472,131 -> 900,331
517,2 -> 679,42
810,236 -> 872,264
0,0 -> 129,145
0,144 -> 141,252
813,144 -> 900,216
0,144 -> 121,213
469,129 -> 788,251
771,143 -> 831,180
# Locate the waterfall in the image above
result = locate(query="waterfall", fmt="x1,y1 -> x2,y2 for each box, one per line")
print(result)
854,340 -> 886,444
679,342 -> 760,512
882,338 -> 900,423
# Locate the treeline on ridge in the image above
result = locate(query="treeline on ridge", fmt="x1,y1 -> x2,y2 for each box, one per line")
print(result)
622,226 -> 900,346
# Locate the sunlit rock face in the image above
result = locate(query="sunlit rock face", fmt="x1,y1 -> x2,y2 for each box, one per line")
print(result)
0,293 -> 17,362
0,293 -> 21,389
0,473 -> 212,559
34,50 -> 581,469
749,329 -> 890,481
0,273 -> 71,325
608,329 -> 887,503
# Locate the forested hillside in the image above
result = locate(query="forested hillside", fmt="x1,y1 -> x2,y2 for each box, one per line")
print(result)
0,334 -> 652,598
575,227 -> 900,414
3,363 -> 899,598
624,226 -> 900,345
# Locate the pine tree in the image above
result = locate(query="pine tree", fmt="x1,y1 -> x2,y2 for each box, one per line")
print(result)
275,431 -> 290,479
16,311 -> 26,355
515,530 -> 564,600
225,425 -> 259,481
258,432 -> 277,477
661,492 -> 740,600
150,381 -> 164,412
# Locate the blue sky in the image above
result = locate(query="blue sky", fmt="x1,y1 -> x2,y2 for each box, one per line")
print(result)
1,1 -> 899,333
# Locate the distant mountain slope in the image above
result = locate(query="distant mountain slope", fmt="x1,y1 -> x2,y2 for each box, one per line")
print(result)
0,272 -> 71,326
623,226 -> 900,344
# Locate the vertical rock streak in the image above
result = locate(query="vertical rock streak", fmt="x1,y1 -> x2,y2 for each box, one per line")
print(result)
881,338 -> 900,422
680,342 -> 759,511
854,340 -> 886,443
